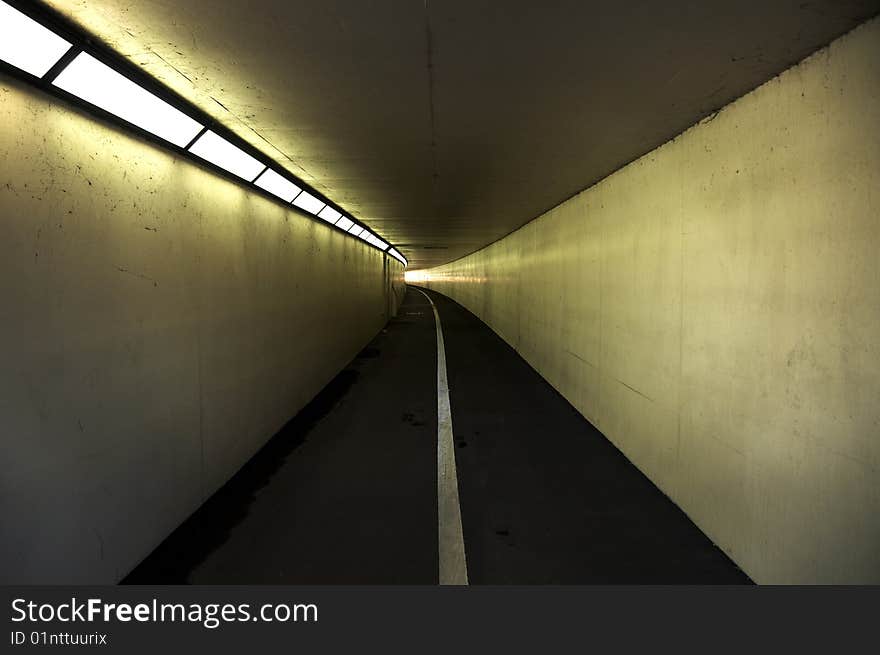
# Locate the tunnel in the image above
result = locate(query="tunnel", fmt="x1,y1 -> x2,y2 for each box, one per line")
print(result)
1,0 -> 879,589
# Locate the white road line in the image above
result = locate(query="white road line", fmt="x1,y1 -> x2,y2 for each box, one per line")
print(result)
414,287 -> 469,585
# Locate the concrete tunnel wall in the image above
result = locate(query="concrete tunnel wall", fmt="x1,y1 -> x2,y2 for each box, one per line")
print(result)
0,74 -> 404,583
422,18 -> 880,584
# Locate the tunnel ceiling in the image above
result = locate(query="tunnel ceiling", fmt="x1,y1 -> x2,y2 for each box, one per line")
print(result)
42,0 -> 879,269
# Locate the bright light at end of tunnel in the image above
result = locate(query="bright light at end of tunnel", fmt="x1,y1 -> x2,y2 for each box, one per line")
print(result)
405,270 -> 427,282
188,130 -> 265,181
53,53 -> 204,148
254,168 -> 301,202
0,1 -> 71,78
292,191 -> 325,215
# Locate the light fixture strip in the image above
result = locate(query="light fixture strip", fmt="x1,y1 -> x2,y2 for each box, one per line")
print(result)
335,216 -> 355,232
53,51 -> 205,148
292,191 -> 326,216
0,0 -> 406,265
0,1 -> 71,78
188,130 -> 265,181
317,206 -> 341,224
252,165 -> 269,183
42,46 -> 81,83
254,168 -> 301,203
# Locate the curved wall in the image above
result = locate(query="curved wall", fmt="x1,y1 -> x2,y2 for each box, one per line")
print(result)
0,74 -> 403,583
424,19 -> 880,584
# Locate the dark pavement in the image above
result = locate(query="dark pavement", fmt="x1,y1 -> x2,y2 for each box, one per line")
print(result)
427,289 -> 750,584
125,287 -> 750,584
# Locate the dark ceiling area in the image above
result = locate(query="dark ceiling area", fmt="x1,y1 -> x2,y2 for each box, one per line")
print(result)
45,0 -> 880,268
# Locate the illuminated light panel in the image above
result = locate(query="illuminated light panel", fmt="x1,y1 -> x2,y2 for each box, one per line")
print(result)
0,2 -> 71,78
0,1 -> 403,259
317,205 -> 341,224
188,130 -> 264,181
335,216 -> 354,231
53,53 -> 204,148
369,234 -> 389,250
292,191 -> 325,215
254,168 -> 301,202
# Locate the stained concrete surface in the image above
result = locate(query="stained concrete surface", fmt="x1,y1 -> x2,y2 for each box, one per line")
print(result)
0,73 -> 402,584
126,288 -> 748,584
421,19 -> 880,584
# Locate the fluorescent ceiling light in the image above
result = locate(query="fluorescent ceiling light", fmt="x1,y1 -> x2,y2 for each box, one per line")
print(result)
0,2 -> 403,260
317,206 -> 341,224
292,191 -> 325,215
369,235 -> 389,250
53,52 -> 203,148
335,216 -> 354,231
254,168 -> 301,202
188,130 -> 264,181
0,2 -> 71,78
